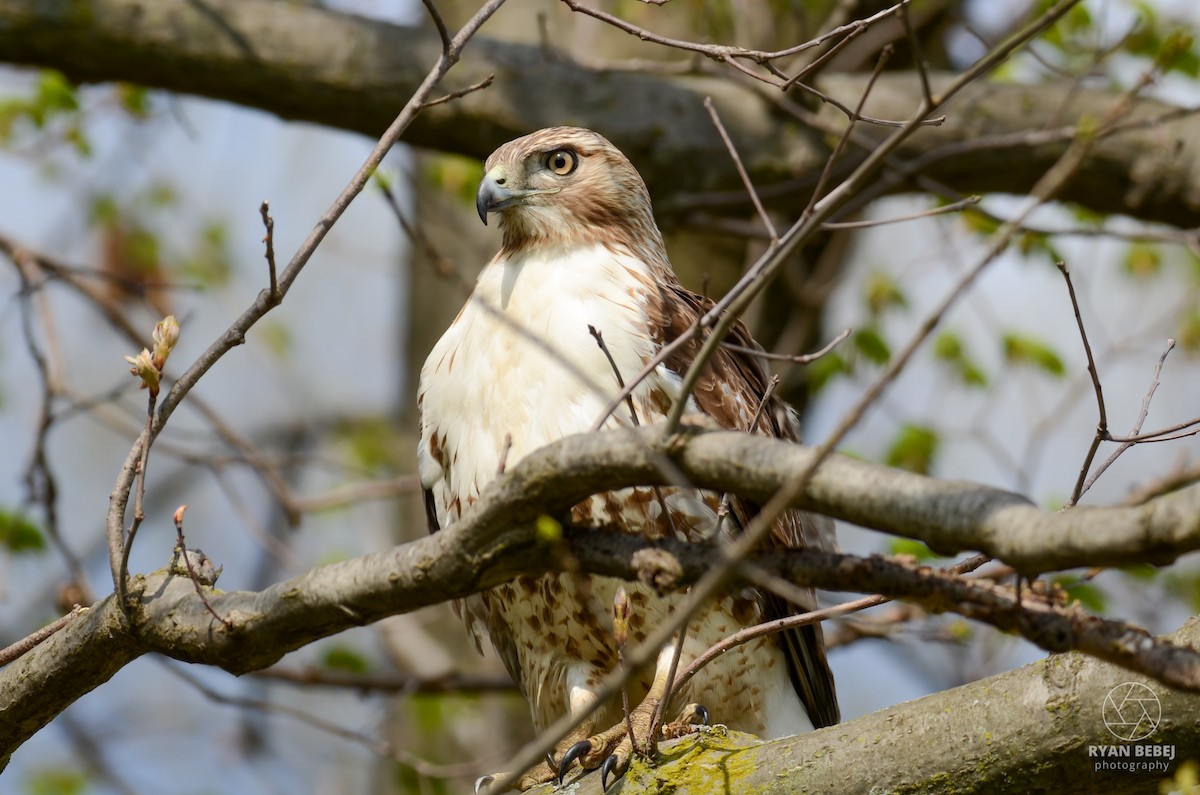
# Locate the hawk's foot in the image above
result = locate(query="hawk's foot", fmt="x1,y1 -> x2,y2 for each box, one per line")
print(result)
474,755 -> 557,793
556,702 -> 709,789
556,720 -> 628,785
661,702 -> 710,740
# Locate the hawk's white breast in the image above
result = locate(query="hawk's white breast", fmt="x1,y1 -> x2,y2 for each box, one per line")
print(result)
418,242 -> 674,523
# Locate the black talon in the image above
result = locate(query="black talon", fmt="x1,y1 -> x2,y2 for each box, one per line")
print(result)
695,704 -> 710,726
558,740 -> 592,784
600,754 -> 621,791
546,751 -> 559,774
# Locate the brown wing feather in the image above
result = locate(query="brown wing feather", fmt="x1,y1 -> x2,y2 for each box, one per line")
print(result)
655,282 -> 840,728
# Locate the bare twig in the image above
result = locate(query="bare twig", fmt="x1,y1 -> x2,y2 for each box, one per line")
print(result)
703,97 -> 775,240
419,74 -> 495,109
592,0 -> 1084,434
250,666 -> 518,694
721,329 -> 850,366
664,44 -> 890,436
1077,340 -> 1179,500
804,44 -> 892,221
172,505 -> 232,628
117,396 -> 156,612
589,324 -> 639,426
422,0 -> 451,54
0,605 -> 85,667
898,0 -> 932,106
9,249 -> 89,597
165,662 -> 483,779
260,200 -> 278,300
822,195 -> 981,229
104,0 -> 511,596
1059,261 -> 1108,508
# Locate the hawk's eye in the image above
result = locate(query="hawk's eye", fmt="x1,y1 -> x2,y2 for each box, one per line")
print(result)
546,149 -> 578,176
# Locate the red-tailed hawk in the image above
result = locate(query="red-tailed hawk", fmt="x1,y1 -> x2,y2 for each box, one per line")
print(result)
418,127 -> 838,789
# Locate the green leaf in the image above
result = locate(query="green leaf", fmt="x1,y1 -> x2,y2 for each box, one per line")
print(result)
961,208 -> 1001,236
805,351 -> 846,394
115,83 -> 151,117
181,220 -> 232,286
124,227 -> 160,274
423,154 -> 485,208
257,322 -> 291,358
337,417 -> 399,472
34,71 -> 79,117
853,326 -> 890,365
1051,575 -> 1107,612
1068,204 -> 1107,226
1177,309 -> 1200,353
0,510 -> 46,554
885,424 -> 939,474
1122,243 -> 1162,279
26,769 -> 88,795
1120,563 -> 1159,581
321,645 -> 369,674
933,331 -> 988,388
889,538 -> 937,561
863,272 -> 907,316
1154,29 -> 1198,76
932,331 -> 962,361
1002,333 -> 1066,377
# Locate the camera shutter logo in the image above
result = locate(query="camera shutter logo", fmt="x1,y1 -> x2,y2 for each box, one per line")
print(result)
1102,682 -> 1161,742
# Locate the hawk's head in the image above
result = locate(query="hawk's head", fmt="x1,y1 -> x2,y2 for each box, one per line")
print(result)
476,127 -> 665,257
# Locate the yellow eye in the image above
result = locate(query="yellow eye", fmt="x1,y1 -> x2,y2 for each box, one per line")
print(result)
547,149 -> 578,176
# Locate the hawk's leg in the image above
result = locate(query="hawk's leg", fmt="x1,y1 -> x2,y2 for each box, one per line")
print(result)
557,645 -> 709,789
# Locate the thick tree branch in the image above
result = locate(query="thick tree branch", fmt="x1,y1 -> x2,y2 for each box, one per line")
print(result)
6,425 -> 1200,765
535,619 -> 1200,795
1,0 -> 1198,228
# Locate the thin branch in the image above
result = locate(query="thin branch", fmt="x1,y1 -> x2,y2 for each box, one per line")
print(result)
663,44 -> 890,436
14,426 -> 1200,760
592,0 -> 1085,434
260,200 -> 278,300
421,0 -> 451,54
821,195 -> 980,229
675,593 -> 885,694
898,0 -> 932,106
172,505 -> 231,629
0,606 -> 85,667
703,97 -> 775,240
1108,410 -> 1200,443
1121,455 -> 1200,506
250,666 -> 518,694
1060,261 -> 1108,508
719,329 -> 848,365
804,43 -> 893,221
116,395 -> 156,613
418,73 -> 495,109
164,663 -> 481,779
589,325 -> 639,426
1076,339 -> 1181,499
104,0 -> 511,596
290,476 -> 422,513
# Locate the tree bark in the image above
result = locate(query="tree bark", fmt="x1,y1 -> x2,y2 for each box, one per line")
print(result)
1,0 -> 1198,228
5,426 -> 1200,769
543,620 -> 1200,794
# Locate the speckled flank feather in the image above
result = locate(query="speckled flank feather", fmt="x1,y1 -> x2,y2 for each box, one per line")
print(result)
418,127 -> 838,749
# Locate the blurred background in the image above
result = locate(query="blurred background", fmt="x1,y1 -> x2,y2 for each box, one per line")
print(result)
2,0 -> 1200,792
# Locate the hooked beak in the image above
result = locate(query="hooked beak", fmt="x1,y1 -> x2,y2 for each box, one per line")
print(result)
475,173 -> 515,226
475,167 -> 560,226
